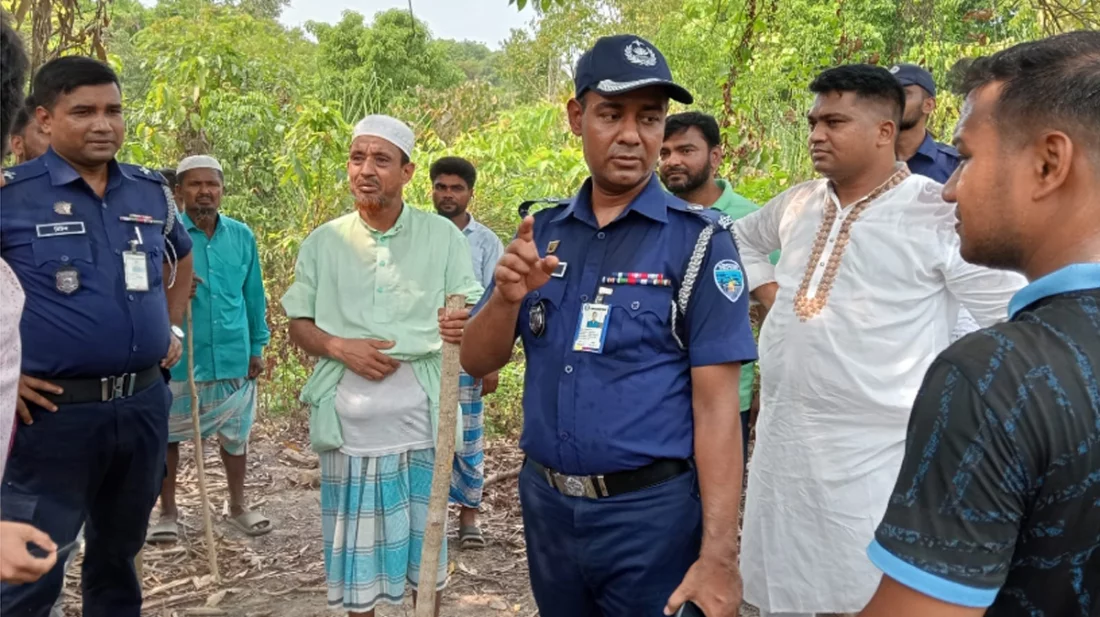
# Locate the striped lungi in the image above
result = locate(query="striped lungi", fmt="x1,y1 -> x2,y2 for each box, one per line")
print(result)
168,378 -> 256,455
320,447 -> 448,612
449,372 -> 485,509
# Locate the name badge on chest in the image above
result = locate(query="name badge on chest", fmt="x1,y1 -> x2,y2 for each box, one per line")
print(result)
123,239 -> 149,292
35,221 -> 85,238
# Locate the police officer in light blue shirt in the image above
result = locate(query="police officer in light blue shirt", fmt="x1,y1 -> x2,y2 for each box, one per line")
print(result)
891,63 -> 960,183
0,56 -> 194,617
462,35 -> 756,617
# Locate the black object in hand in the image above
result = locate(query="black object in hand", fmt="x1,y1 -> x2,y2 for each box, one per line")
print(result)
675,600 -> 706,617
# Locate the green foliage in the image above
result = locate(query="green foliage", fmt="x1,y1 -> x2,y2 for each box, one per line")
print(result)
98,0 -> 1067,430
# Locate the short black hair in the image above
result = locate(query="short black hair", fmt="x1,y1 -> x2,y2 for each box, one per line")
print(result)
31,56 -> 121,111
1,11 -> 29,148
956,30 -> 1100,158
429,156 -> 477,190
159,168 -> 177,190
665,111 -> 721,149
10,103 -> 31,137
809,64 -> 905,125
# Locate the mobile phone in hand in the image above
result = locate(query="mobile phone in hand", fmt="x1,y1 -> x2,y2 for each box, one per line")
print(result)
675,601 -> 705,617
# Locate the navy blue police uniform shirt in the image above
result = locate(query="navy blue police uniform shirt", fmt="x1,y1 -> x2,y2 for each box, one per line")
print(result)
0,147 -> 193,379
868,263 -> 1100,616
474,174 -> 758,476
906,133 -> 960,184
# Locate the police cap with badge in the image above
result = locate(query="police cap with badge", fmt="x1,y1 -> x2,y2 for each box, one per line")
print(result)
520,35 -> 735,349
890,63 -> 937,97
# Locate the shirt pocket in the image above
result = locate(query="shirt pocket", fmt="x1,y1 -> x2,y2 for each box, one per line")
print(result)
606,286 -> 675,361
31,234 -> 94,267
519,281 -> 566,347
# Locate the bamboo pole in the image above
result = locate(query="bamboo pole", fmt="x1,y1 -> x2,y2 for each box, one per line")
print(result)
415,294 -> 465,617
187,304 -> 220,582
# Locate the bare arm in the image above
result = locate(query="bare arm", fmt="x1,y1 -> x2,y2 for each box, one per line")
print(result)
288,318 -> 398,380
665,362 -> 744,617
752,281 -> 778,311
860,577 -> 985,617
692,362 -> 744,565
165,253 -> 193,327
461,216 -> 556,378
460,291 -> 521,378
288,318 -> 339,359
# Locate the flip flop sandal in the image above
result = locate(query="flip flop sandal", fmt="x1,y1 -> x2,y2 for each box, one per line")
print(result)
458,525 -> 486,550
146,520 -> 179,544
228,510 -> 273,537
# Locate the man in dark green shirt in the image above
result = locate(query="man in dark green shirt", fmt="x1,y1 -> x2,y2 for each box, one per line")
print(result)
659,111 -> 776,460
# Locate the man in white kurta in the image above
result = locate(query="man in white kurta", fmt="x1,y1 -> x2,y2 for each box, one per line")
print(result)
734,65 -> 1025,617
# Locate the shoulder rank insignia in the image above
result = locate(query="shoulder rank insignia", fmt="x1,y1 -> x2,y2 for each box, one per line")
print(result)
2,170 -> 14,182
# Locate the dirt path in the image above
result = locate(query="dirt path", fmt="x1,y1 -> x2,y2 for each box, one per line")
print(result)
57,418 -> 758,616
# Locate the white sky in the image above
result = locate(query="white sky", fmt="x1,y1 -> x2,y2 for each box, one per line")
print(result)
279,0 -> 535,49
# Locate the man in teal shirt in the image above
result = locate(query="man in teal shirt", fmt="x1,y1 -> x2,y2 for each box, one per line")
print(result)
659,111 -> 777,460
148,155 -> 271,543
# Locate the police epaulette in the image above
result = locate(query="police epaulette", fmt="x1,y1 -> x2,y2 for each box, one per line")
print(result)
518,198 -> 570,219
0,160 -> 48,186
126,163 -> 169,184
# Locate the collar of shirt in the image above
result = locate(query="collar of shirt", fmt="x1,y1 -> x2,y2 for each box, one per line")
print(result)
913,132 -> 940,162
1008,262 -> 1100,319
462,213 -> 489,237
358,203 -> 410,238
551,173 -> 670,227
41,147 -> 131,192
711,178 -> 758,219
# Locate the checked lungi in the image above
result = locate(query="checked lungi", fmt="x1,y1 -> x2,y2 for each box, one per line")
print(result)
320,448 -> 448,612
449,372 -> 485,509
168,378 -> 256,455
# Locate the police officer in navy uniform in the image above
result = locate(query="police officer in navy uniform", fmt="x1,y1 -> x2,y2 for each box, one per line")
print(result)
462,35 -> 756,617
891,63 -> 960,183
0,57 -> 194,617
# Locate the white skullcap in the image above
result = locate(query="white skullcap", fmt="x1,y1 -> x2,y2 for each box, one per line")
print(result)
352,115 -> 415,158
176,155 -> 223,175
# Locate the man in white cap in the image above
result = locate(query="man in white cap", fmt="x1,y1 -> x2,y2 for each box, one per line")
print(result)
282,115 -> 482,616
147,154 -> 272,543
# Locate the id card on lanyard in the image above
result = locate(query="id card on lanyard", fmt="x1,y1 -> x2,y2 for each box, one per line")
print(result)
572,287 -> 614,354
123,227 -> 149,292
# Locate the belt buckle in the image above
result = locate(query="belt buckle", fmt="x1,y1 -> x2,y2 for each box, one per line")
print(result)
102,373 -> 136,402
554,473 -> 599,499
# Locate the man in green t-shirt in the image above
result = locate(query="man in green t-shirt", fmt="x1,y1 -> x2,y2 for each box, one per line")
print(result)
659,111 -> 778,461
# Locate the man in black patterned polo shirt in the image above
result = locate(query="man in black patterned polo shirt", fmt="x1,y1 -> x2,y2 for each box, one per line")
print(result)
858,31 -> 1100,617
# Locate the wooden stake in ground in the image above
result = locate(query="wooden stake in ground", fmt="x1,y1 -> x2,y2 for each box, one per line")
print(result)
187,304 -> 220,582
415,294 -> 465,617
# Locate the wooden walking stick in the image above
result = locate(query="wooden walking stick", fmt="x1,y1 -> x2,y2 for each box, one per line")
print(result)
187,303 -> 220,581
416,294 -> 465,617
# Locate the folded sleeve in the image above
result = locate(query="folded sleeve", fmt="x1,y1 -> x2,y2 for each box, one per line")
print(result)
446,225 -> 485,305
281,231 -> 320,320
732,191 -> 788,292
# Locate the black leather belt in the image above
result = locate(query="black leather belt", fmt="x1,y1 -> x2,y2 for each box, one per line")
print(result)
40,366 -> 162,405
527,458 -> 691,499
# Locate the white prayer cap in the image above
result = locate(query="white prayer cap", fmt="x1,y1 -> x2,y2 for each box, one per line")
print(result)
352,115 -> 415,159
176,155 -> 223,175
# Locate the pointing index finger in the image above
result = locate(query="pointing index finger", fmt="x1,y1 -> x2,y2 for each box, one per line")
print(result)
516,216 -> 536,243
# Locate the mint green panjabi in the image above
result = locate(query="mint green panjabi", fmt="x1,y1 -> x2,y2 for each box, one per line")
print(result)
281,205 -> 484,453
